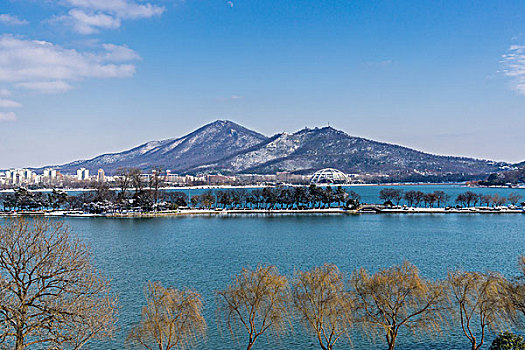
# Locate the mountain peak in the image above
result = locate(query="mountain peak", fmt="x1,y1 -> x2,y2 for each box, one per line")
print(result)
198,120 -> 265,137
294,125 -> 345,136
207,119 -> 237,127
54,119 -> 268,174
204,119 -> 247,129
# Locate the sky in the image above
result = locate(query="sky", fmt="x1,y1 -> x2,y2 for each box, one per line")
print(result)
1,0 -> 525,169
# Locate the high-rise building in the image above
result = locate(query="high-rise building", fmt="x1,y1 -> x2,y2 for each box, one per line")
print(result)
97,168 -> 105,183
5,169 -> 35,185
43,168 -> 57,179
77,168 -> 90,181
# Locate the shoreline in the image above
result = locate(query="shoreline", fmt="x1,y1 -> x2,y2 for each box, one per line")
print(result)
1,182 -> 524,194
1,207 -> 524,218
0,182 -> 469,193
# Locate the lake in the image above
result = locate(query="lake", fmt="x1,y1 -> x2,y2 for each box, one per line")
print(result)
57,185 -> 525,349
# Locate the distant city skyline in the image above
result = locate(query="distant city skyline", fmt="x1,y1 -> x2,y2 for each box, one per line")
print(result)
2,0 -> 525,168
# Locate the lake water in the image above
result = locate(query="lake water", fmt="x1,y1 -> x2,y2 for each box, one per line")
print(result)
55,185 -> 525,350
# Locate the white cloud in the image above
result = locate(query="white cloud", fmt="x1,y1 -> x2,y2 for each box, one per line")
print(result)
101,43 -> 141,61
65,0 -> 165,19
0,99 -> 22,108
0,112 -> 16,121
59,9 -> 121,34
54,0 -> 165,34
501,45 -> 525,95
0,35 -> 139,90
0,14 -> 28,26
0,35 -> 140,121
15,81 -> 73,94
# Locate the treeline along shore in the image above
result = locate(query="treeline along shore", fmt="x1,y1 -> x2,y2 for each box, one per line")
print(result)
0,183 -> 524,216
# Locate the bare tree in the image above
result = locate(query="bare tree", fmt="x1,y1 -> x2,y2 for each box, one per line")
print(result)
403,191 -> 418,207
0,218 -> 117,350
456,193 -> 467,207
448,270 -> 511,350
433,191 -> 450,207
93,180 -> 112,202
127,281 -> 206,350
116,167 -> 132,203
480,194 -> 493,207
507,193 -> 523,206
379,189 -> 404,206
351,261 -> 447,350
130,168 -> 145,196
504,256 -> 525,322
217,265 -> 290,350
405,191 -> 429,207
149,167 -> 165,209
414,191 -> 425,207
491,194 -> 507,207
463,191 -> 480,207
422,193 -> 437,208
292,264 -> 354,350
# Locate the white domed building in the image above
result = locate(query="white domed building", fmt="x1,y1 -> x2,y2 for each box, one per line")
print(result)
309,168 -> 349,184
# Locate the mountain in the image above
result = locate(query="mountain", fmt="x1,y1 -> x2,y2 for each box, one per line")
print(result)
480,161 -> 525,186
50,120 -> 509,179
189,126 -> 506,177
55,120 -> 268,174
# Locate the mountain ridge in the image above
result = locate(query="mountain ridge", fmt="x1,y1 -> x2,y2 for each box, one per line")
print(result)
188,125 -> 506,176
37,120 -> 515,179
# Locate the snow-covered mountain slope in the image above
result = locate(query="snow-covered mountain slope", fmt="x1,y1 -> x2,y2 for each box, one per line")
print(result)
190,126 -> 506,176
48,120 -> 508,178
56,120 -> 268,173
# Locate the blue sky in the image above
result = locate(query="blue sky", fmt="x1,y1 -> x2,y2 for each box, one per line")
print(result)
1,0 -> 525,168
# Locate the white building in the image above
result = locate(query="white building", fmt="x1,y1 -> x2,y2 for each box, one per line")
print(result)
77,168 -> 90,181
5,169 -> 35,185
43,168 -> 57,179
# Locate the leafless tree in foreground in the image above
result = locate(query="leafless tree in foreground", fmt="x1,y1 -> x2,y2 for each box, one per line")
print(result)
351,261 -> 447,350
127,281 -> 206,350
0,218 -> 117,350
448,270 -> 511,350
292,264 -> 354,350
503,256 -> 525,323
217,265 -> 290,350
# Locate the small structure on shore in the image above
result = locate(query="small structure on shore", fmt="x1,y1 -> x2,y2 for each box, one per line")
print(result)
310,168 -> 349,184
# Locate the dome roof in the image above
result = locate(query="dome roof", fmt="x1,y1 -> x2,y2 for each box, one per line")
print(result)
310,168 -> 349,184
